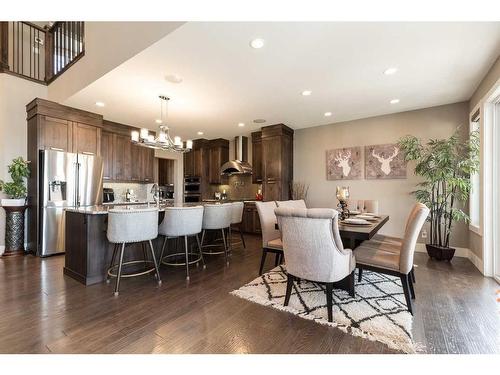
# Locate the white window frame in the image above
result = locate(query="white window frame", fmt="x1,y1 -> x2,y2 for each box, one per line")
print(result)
469,107 -> 481,235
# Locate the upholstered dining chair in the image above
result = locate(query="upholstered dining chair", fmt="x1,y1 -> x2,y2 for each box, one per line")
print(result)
255,201 -> 283,275
354,203 -> 429,314
276,199 -> 307,209
158,206 -> 205,281
275,207 -> 355,322
346,199 -> 379,214
106,208 -> 161,296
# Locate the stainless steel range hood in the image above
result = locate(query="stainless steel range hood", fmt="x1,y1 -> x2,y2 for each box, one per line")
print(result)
221,136 -> 253,175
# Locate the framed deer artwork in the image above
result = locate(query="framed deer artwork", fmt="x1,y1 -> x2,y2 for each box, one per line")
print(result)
365,143 -> 407,179
326,147 -> 362,180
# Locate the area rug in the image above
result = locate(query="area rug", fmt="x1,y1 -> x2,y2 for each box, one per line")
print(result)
230,265 -> 422,353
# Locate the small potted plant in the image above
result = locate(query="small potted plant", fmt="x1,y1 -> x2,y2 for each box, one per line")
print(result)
0,157 -> 30,206
398,129 -> 479,261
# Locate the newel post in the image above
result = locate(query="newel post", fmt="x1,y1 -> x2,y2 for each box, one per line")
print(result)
0,21 -> 9,72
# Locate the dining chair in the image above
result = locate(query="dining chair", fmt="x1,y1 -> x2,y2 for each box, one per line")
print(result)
354,203 -> 429,314
200,203 -> 233,266
276,199 -> 307,209
255,201 -> 283,275
158,206 -> 205,281
363,200 -> 379,214
275,207 -> 355,322
106,208 -> 161,296
229,202 -> 246,251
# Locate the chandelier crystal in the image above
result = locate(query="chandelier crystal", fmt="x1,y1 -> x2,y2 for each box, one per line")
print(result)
131,95 -> 192,153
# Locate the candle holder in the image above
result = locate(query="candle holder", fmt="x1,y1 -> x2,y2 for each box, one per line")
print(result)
336,186 -> 350,221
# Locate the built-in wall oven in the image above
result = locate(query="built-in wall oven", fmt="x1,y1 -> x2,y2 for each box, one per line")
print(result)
184,177 -> 201,202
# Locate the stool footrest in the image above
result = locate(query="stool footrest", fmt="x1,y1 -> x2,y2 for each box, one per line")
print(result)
107,260 -> 156,278
161,252 -> 202,266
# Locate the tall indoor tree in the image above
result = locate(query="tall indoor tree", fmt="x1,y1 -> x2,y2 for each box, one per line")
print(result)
398,129 -> 480,260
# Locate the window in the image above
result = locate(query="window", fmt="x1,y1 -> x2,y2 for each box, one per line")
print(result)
469,109 -> 480,231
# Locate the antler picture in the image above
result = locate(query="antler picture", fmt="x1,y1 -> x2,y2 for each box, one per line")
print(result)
365,143 -> 407,179
326,147 -> 362,180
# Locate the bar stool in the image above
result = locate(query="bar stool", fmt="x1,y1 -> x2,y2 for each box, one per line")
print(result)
229,202 -> 246,251
106,208 -> 161,296
158,206 -> 206,281
200,203 -> 232,266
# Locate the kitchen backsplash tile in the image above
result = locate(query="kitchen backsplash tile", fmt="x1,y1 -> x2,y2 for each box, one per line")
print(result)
207,175 -> 261,200
103,182 -> 155,203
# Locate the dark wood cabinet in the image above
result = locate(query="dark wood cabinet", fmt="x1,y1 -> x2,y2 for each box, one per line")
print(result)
183,148 -> 195,177
261,124 -> 294,202
208,138 -> 229,184
242,202 -> 261,234
101,131 -> 114,180
158,158 -> 175,185
113,134 -> 132,181
72,122 -> 101,155
39,116 -> 73,152
129,144 -> 141,181
251,131 -> 263,184
140,146 -> 155,183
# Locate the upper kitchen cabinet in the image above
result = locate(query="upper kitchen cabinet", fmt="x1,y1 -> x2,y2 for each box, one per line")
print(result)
251,131 -> 263,184
208,138 -> 229,184
27,98 -> 103,156
261,124 -> 293,202
183,147 -> 195,177
101,131 -> 114,181
140,146 -> 155,183
113,134 -> 132,181
158,158 -> 175,185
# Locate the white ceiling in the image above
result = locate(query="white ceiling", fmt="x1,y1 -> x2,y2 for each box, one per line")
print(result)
64,22 -> 500,140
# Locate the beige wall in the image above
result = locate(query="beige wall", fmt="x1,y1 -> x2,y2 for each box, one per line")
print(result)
0,74 -> 48,252
294,102 -> 470,248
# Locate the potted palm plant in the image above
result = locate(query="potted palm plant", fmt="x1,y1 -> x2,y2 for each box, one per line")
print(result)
0,157 -> 30,257
398,129 -> 479,261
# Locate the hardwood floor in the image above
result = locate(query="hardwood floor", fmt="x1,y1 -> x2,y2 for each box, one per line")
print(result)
0,235 -> 499,354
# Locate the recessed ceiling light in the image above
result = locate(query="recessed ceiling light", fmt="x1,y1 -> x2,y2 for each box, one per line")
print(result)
197,131 -> 204,135
384,67 -> 398,75
250,38 -> 265,49
95,101 -> 105,107
302,90 -> 312,96
155,119 -> 162,124
238,122 -> 245,127
165,74 -> 183,84
324,112 -> 332,117
253,119 -> 266,124
390,99 -> 400,104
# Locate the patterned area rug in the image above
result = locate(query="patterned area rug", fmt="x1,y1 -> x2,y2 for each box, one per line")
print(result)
231,265 -> 421,353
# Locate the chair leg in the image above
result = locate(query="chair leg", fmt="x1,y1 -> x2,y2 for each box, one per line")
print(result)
141,243 -> 148,271
326,282 -> 333,322
221,228 -> 229,266
114,243 -> 125,296
200,230 -> 206,249
239,223 -> 246,249
196,234 -> 206,269
107,243 -> 119,283
259,249 -> 268,275
229,226 -> 232,255
408,273 -> 416,300
274,252 -> 280,267
411,267 -> 416,283
284,274 -> 294,306
358,267 -> 363,282
348,270 -> 355,297
159,236 -> 168,264
148,240 -> 162,286
184,236 -> 190,281
400,274 -> 413,314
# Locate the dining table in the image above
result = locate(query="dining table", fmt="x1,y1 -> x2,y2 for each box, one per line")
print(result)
275,214 -> 389,250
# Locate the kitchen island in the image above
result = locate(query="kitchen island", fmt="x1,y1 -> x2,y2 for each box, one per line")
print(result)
64,202 -> 198,286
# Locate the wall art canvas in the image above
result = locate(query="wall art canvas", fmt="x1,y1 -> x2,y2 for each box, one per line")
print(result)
326,147 -> 362,180
365,143 -> 407,179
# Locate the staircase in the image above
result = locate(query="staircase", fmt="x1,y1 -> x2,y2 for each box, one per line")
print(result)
0,21 -> 85,85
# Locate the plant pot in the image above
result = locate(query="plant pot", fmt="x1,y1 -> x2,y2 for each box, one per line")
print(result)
426,244 -> 456,261
1,198 -> 26,207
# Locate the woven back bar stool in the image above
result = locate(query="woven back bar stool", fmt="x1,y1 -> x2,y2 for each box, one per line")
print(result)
229,201 -> 246,251
200,203 -> 232,266
158,206 -> 205,281
106,208 -> 161,296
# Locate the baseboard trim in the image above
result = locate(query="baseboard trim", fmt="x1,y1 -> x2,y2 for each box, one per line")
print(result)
0,245 -> 4,256
467,250 -> 485,275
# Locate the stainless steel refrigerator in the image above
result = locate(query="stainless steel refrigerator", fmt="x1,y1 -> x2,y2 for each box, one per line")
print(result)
39,150 -> 103,256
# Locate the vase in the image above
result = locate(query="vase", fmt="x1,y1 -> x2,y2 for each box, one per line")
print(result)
1,204 -> 27,257
426,244 -> 455,261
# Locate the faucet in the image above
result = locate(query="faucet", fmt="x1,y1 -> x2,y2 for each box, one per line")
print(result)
151,183 -> 160,204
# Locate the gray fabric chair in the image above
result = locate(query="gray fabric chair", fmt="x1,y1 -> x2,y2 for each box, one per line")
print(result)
107,208 -> 161,296
158,206 -> 205,281
355,203 -> 429,314
200,203 -> 233,266
276,199 -> 307,209
255,201 -> 283,275
275,207 -> 355,322
229,202 -> 246,250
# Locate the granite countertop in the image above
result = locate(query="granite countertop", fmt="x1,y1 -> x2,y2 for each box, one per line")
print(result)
202,198 -> 258,203
66,202 -> 201,215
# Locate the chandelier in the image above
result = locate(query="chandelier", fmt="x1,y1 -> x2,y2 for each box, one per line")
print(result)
131,95 -> 192,153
